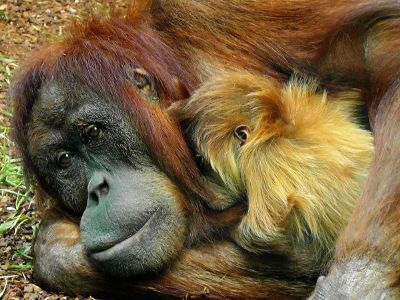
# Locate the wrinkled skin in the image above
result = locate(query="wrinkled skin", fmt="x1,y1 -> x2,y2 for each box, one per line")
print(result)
29,77 -> 186,277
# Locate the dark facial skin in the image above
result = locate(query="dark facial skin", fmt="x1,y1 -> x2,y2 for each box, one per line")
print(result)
28,77 -> 186,277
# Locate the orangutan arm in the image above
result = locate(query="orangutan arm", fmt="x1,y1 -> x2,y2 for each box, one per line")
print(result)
311,17 -> 400,299
32,211 -> 110,296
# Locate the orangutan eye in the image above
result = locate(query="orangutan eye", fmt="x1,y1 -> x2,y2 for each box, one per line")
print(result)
85,124 -> 101,140
57,151 -> 74,169
80,124 -> 102,144
234,125 -> 250,146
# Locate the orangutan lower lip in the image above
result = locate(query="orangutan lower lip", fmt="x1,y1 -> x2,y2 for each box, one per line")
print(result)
89,209 -> 159,262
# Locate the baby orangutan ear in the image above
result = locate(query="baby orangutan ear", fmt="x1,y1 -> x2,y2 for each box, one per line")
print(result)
234,125 -> 251,146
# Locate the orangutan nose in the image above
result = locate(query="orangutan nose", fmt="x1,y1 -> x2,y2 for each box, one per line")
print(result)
87,171 -> 110,207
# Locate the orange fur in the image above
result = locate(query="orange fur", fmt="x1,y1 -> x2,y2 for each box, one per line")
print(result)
11,0 -> 400,297
171,71 -> 373,259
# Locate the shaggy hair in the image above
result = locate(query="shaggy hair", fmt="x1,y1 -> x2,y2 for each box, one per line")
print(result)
171,71 -> 373,257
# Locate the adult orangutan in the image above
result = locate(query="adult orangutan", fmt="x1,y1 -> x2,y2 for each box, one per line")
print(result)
10,0 -> 400,299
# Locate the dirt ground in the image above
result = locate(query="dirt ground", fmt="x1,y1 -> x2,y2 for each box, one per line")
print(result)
0,1 -> 116,299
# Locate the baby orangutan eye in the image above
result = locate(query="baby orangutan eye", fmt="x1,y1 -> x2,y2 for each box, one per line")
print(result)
234,125 -> 250,146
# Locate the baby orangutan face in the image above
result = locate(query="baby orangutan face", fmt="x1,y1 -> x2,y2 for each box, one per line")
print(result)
169,71 -> 373,265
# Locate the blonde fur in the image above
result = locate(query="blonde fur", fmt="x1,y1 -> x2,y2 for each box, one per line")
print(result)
172,72 -> 373,258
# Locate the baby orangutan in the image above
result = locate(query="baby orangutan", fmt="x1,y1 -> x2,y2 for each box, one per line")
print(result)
170,72 -> 373,266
